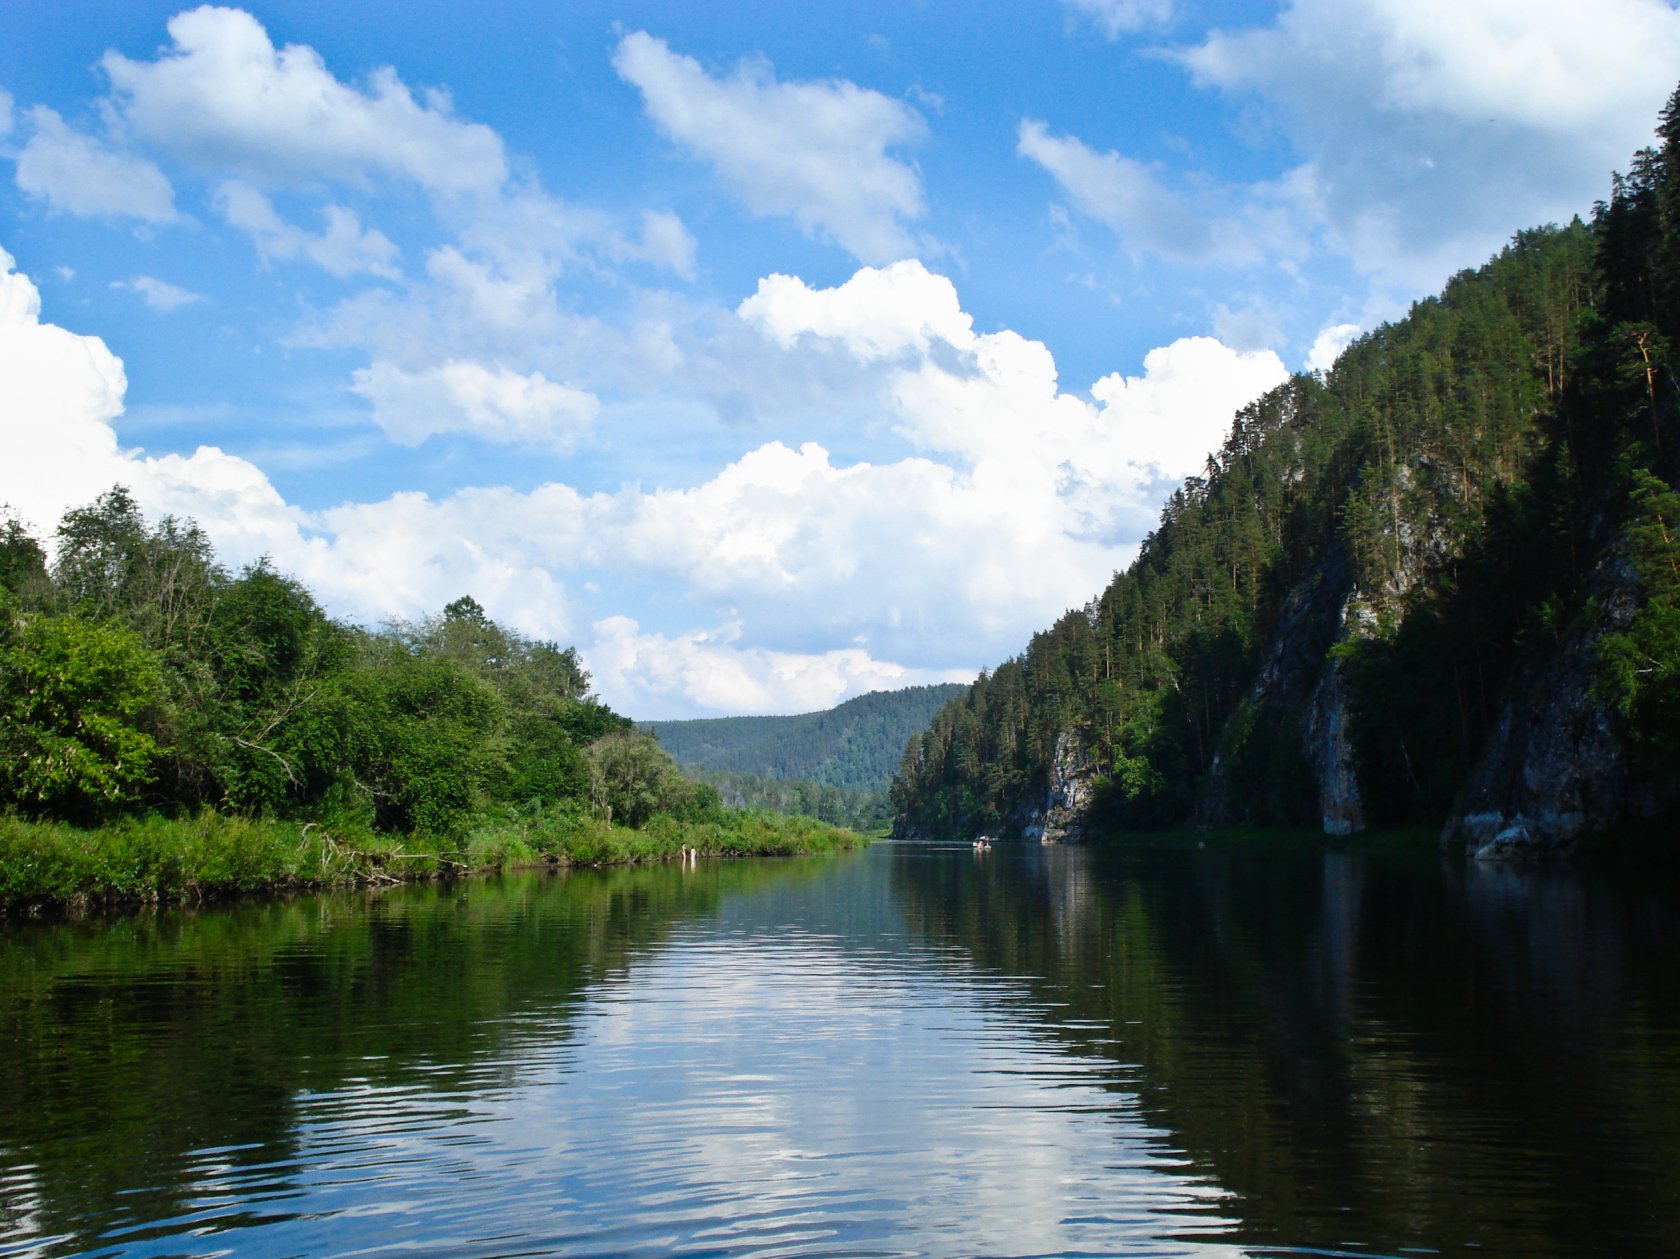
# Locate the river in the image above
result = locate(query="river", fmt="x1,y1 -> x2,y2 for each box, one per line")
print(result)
2,836 -> 1677,1257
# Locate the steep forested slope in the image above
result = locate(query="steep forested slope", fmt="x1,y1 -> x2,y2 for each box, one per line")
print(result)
645,683 -> 965,794
892,88 -> 1680,856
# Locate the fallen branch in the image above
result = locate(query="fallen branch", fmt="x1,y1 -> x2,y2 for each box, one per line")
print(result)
378,851 -> 469,869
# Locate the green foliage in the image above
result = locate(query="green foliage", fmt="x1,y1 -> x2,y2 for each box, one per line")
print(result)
0,613 -> 162,822
197,561 -> 352,813
502,713 -> 592,808
334,652 -> 506,836
210,561 -> 333,706
385,592 -> 625,817
1088,684 -> 1192,829
643,684 -> 964,831
1597,470 -> 1680,761
0,803 -> 864,909
2,494 -> 834,905
586,731 -> 722,828
1202,701 -> 1318,827
393,596 -> 592,707
0,812 -> 362,904
52,486 -> 222,651
689,767 -> 895,832
0,510 -> 51,606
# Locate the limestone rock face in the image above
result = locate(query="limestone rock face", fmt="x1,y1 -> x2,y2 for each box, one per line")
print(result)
1308,656 -> 1366,837
1028,730 -> 1097,843
1194,544 -> 1366,836
1443,554 -> 1674,859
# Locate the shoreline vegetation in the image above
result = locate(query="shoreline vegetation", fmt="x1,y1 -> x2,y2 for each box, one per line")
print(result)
0,486 -> 864,916
0,809 -> 866,915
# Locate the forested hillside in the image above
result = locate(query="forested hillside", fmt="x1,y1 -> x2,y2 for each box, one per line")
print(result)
645,684 -> 963,833
673,770 -> 893,834
645,684 -> 964,791
892,88 -> 1680,855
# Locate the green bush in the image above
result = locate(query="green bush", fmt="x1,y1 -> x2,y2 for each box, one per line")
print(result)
0,614 -> 162,822
334,655 -> 506,836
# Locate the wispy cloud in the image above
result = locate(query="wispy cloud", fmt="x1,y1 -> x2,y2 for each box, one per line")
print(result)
16,107 -> 178,223
215,181 -> 400,278
112,275 -> 202,311
1062,0 -> 1174,39
614,31 -> 927,264
1017,120 -> 1214,261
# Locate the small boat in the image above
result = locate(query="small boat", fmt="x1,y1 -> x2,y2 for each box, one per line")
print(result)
972,834 -> 993,850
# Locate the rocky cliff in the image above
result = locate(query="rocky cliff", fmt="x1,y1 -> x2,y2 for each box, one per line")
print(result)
1307,650 -> 1367,837
1443,553 -> 1677,858
1194,544 -> 1368,836
1023,731 -> 1098,843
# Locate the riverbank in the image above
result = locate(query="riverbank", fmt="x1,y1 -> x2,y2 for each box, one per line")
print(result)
0,808 -> 867,913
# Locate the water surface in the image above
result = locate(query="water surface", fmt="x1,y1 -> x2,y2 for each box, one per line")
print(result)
2,837 -> 1678,1257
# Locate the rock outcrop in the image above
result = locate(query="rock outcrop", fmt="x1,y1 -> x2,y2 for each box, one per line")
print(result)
1442,553 -> 1675,859
1307,654 -> 1366,836
1024,731 -> 1098,843
1195,544 -> 1366,835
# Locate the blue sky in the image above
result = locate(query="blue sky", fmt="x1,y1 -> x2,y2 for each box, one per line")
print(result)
3,1 -> 1678,717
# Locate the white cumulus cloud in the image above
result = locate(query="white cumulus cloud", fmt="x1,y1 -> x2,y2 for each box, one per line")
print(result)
14,107 -> 178,223
740,258 -> 1288,484
101,5 -> 507,196
0,245 -> 130,534
1305,322 -> 1362,373
590,615 -> 971,717
614,31 -> 927,264
350,359 -> 599,450
741,262 -> 972,360
0,246 -> 1291,718
600,261 -> 1295,672
0,244 -> 309,568
1090,337 -> 1289,480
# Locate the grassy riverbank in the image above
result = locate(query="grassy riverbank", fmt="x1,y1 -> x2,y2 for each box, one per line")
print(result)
0,808 -> 867,912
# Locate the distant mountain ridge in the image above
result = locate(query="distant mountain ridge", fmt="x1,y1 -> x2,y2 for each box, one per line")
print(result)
643,683 -> 966,796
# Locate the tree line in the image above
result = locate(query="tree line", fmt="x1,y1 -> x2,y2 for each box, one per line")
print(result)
682,767 -> 894,833
645,683 -> 965,793
0,487 -> 728,842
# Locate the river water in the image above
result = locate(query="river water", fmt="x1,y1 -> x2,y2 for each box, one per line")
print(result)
2,836 -> 1678,1257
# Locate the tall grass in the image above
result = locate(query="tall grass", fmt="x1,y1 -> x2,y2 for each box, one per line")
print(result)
467,806 -> 866,868
0,807 -> 867,911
